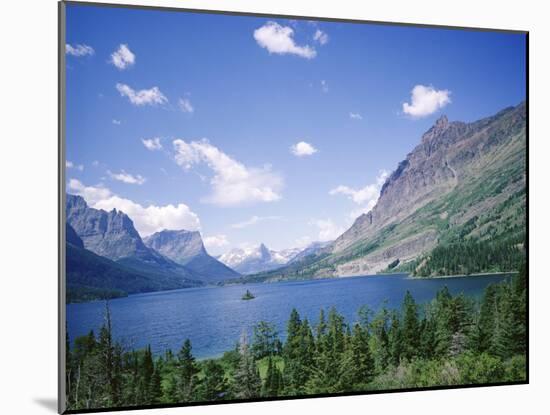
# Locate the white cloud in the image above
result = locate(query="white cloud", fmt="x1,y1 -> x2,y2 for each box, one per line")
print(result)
116,83 -> 167,106
142,137 -> 163,151
110,44 -> 135,70
313,29 -> 329,45
92,160 -> 100,167
321,80 -> 329,93
68,179 -> 200,236
203,234 -> 229,249
290,141 -> 318,157
107,170 -> 146,185
402,84 -> 451,118
309,219 -> 344,242
112,119 -> 121,125
254,21 -> 317,59
178,98 -> 194,113
330,170 -> 389,218
66,44 -> 94,57
173,138 -> 283,206
230,215 -> 282,229
66,160 -> 84,171
349,112 -> 363,120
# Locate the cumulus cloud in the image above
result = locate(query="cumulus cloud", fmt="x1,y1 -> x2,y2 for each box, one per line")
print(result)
349,112 -> 363,120
112,119 -> 121,125
107,170 -> 146,185
110,44 -> 135,70
290,141 -> 318,157
66,44 -> 94,57
313,29 -> 329,45
330,170 -> 389,218
178,98 -> 194,113
254,21 -> 317,59
203,234 -> 229,250
66,161 -> 84,171
321,80 -> 329,93
173,139 -> 283,206
142,137 -> 163,151
309,219 -> 344,242
230,215 -> 282,229
402,84 -> 451,118
116,83 -> 167,106
68,179 -> 200,236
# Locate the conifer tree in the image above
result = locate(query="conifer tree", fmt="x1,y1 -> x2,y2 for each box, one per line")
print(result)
262,357 -> 282,397
176,339 -> 199,401
401,291 -> 420,360
233,331 -> 261,399
199,360 -> 227,401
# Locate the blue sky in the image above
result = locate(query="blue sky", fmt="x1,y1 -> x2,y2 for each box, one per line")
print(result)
65,4 -> 526,255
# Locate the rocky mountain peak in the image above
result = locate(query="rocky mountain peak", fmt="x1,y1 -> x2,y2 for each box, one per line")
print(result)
259,243 -> 271,259
421,114 -> 450,144
66,193 -> 149,260
144,229 -> 207,264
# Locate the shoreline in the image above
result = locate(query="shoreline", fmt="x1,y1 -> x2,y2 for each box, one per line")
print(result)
408,271 -> 518,280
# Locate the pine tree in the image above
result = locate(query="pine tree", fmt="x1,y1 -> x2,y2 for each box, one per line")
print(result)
283,309 -> 309,394
140,345 -> 154,403
98,302 -> 116,406
262,357 -> 282,397
176,339 -> 199,402
199,360 -> 227,401
233,331 -> 261,399
251,321 -> 281,359
149,367 -> 163,404
401,291 -> 420,360
388,310 -> 403,366
369,306 -> 390,373
340,323 -> 375,390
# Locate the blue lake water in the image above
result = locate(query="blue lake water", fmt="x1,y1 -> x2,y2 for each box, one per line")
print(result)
66,273 -> 510,358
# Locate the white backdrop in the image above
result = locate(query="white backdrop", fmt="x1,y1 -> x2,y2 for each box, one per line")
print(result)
0,0 -> 547,414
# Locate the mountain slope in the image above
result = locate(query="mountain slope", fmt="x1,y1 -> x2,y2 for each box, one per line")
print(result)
144,230 -> 240,283
66,194 -> 202,282
243,102 -> 526,281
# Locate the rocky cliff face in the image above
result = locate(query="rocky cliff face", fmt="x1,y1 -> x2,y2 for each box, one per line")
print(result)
66,194 -> 201,282
252,102 -> 526,280
67,194 -> 150,261
328,102 -> 526,276
144,230 -> 240,282
144,230 -> 206,264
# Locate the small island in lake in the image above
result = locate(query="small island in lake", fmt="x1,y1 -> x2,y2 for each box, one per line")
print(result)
241,289 -> 255,300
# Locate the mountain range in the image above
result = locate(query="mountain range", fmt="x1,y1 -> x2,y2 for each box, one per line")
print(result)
65,101 -> 526,299
218,243 -> 322,275
144,230 -> 239,283
236,101 -> 526,282
65,195 -> 237,302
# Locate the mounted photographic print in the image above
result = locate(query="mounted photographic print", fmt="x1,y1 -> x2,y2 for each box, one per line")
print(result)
59,1 -> 528,413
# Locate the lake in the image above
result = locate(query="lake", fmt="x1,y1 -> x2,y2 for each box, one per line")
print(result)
66,273 -> 510,359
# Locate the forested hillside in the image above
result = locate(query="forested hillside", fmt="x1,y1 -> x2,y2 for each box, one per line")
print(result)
65,265 -> 526,411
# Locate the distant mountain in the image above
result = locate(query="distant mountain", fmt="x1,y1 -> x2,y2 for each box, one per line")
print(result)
66,194 -> 202,283
218,243 -> 295,275
218,243 -> 327,275
240,102 -> 526,282
144,230 -> 240,283
65,224 -> 201,303
288,241 -> 332,264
